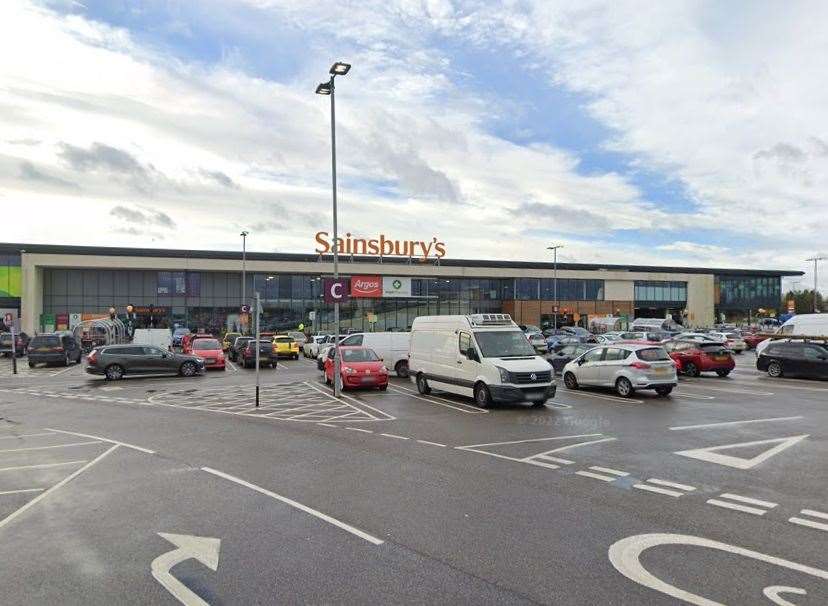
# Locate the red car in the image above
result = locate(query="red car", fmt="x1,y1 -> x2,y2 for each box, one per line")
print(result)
188,337 -> 226,370
663,340 -> 735,377
324,346 -> 388,391
743,333 -> 770,350
182,333 -> 213,354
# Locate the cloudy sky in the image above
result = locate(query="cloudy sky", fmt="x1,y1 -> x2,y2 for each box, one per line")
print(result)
2,1 -> 825,291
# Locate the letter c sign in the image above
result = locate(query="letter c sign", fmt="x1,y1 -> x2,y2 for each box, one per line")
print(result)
323,278 -> 351,304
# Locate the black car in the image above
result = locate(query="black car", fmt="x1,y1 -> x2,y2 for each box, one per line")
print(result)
0,331 -> 29,357
757,341 -> 828,380
27,333 -> 82,367
230,336 -> 254,362
86,344 -> 204,380
240,340 -> 277,369
547,343 -> 596,373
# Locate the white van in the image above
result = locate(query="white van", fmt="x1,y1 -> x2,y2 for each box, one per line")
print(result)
408,314 -> 556,408
132,328 -> 173,351
339,332 -> 411,377
757,314 -> 828,354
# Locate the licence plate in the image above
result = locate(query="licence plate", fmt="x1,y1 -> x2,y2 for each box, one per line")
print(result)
205,358 -> 215,364
653,367 -> 669,374
714,356 -> 728,362
526,392 -> 545,400
360,376 -> 375,383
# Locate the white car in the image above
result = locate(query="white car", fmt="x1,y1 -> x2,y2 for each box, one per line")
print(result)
303,335 -> 329,358
561,343 -> 677,398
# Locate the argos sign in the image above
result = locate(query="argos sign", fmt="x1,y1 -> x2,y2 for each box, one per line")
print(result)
315,232 -> 446,261
350,276 -> 382,298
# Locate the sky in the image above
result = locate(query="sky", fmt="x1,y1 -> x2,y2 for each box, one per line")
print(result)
1,0 -> 826,293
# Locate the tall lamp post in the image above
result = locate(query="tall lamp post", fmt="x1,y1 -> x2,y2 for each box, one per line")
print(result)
317,61 -> 351,397
547,245 -> 563,329
240,230 -> 249,333
806,255 -> 825,313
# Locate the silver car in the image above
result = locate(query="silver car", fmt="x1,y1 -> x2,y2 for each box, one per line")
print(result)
709,332 -> 747,354
526,331 -> 548,353
561,344 -> 677,397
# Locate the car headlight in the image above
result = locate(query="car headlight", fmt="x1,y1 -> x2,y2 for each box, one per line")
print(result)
195,357 -> 204,363
343,367 -> 356,374
379,366 -> 388,374
495,366 -> 510,382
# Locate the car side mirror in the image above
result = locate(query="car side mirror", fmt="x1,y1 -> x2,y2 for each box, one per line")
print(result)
577,358 -> 586,366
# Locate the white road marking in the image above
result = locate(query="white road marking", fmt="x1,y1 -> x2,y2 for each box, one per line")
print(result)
380,433 -> 410,440
536,455 -> 574,465
669,416 -> 804,431
589,466 -> 629,477
675,434 -> 809,470
152,532 -> 220,606
49,364 -> 79,377
673,392 -> 716,400
800,509 -> 828,521
304,382 -> 396,421
680,385 -> 774,396
718,493 -> 778,509
788,517 -> 828,532
0,440 -> 100,453
0,488 -> 45,496
346,427 -> 373,434
461,433 -> 604,450
226,360 -> 238,373
44,428 -> 156,454
575,470 -> 618,482
416,440 -> 447,448
763,586 -> 807,606
387,385 -> 487,414
0,432 -> 55,440
609,533 -> 828,606
0,460 -> 88,473
201,466 -> 383,545
316,423 -> 337,428
562,390 -> 644,404
526,460 -> 560,470
0,444 -> 119,532
530,436 -> 618,456
706,498 -> 768,516
634,484 -> 683,498
646,479 -> 696,492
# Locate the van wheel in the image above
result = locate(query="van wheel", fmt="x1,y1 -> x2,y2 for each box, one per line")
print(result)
416,373 -> 431,395
683,362 -> 700,377
563,372 -> 578,389
615,377 -> 634,398
767,361 -> 783,378
395,360 -> 410,378
105,364 -> 124,381
474,383 -> 491,408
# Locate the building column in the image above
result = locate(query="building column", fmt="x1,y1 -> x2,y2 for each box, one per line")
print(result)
20,254 -> 43,334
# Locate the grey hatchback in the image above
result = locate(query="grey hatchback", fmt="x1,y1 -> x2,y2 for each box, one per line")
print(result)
86,344 -> 205,380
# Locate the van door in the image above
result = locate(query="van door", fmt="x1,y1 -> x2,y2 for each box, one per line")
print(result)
453,331 -> 478,397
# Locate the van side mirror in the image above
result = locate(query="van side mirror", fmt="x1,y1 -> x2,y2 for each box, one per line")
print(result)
466,347 -> 478,362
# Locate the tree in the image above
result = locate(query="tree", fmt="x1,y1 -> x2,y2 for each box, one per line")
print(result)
782,290 -> 824,314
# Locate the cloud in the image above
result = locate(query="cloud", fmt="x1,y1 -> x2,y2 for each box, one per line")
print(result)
19,161 -> 78,189
59,142 -> 147,177
657,241 -> 729,256
199,168 -> 238,188
110,205 -> 176,228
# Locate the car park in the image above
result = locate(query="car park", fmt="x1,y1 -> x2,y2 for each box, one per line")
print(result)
190,337 -> 226,370
303,335 -> 329,358
408,314 -> 556,408
618,331 -> 665,342
171,327 -> 190,348
85,344 -> 204,380
316,336 -> 346,370
273,335 -> 300,359
339,331 -> 411,377
561,326 -> 598,343
757,340 -> 828,379
222,332 -> 241,352
630,317 -> 682,334
562,344 -> 677,397
547,335 -> 581,353
594,334 -> 621,345
547,343 -> 595,374
230,336 -> 254,362
526,330 -> 548,353
240,339 -> 277,369
708,331 -> 747,353
662,339 -> 735,377
26,332 -> 82,367
323,346 -> 388,390
0,331 -> 29,357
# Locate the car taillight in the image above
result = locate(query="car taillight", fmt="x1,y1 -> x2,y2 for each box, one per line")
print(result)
55,347 -> 64,352
88,351 -> 97,364
629,361 -> 651,370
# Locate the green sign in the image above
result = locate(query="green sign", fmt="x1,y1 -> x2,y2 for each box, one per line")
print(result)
40,313 -> 55,330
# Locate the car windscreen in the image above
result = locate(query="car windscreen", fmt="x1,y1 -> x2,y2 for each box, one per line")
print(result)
192,339 -> 221,350
342,349 -> 379,362
275,337 -> 294,343
0,334 -> 11,343
31,336 -> 61,347
636,347 -> 671,361
475,331 -> 536,358
173,328 -> 190,335
699,343 -> 728,352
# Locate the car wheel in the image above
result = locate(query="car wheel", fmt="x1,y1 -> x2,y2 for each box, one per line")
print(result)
767,361 -> 783,378
683,362 -> 700,377
416,373 -> 431,395
28,361 -> 35,368
474,383 -> 491,408
395,360 -> 410,378
105,364 -> 124,381
180,361 -> 198,377
716,369 -> 731,377
62,354 -> 70,367
563,372 -> 578,389
655,386 -> 673,397
325,375 -> 331,386
379,384 -> 388,391
615,377 -> 634,398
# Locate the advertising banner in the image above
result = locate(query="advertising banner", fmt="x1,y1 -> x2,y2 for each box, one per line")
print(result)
69,313 -> 82,330
41,313 -> 55,332
56,313 -> 70,331
350,275 -> 382,298
382,277 -> 411,298
323,278 -> 351,304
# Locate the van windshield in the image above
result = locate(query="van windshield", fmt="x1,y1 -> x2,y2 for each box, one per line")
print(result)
475,331 -> 536,358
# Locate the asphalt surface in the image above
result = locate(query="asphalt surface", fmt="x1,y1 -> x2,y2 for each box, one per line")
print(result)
0,352 -> 826,604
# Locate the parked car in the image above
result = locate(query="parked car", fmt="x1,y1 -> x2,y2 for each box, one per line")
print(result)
562,344 -> 677,397
547,343 -> 595,374
182,333 -> 213,354
408,314 -> 556,408
561,326 -> 597,343
272,335 -> 300,359
286,331 -> 307,346
744,333 -> 770,350
85,344 -> 204,380
27,333 -> 82,367
756,314 -> 828,356
0,331 -> 29,357
324,346 -> 389,390
339,332 -> 411,377
594,334 -> 621,345
662,340 -> 735,377
230,336 -> 254,362
316,336 -> 347,370
171,327 -> 190,348
222,332 -> 241,352
303,335 -> 329,359
757,341 -> 828,379
547,335 -> 582,353
526,331 -> 548,353
708,332 -> 747,354
190,337 -> 226,370
519,324 -> 542,334
619,331 -> 665,343
240,340 -> 277,369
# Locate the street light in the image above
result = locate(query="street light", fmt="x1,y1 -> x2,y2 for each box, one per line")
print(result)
317,60 -> 350,397
240,231 -> 248,333
806,255 -> 826,313
547,245 -> 564,329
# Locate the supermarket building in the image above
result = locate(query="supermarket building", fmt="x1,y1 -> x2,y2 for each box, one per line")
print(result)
1,243 -> 802,335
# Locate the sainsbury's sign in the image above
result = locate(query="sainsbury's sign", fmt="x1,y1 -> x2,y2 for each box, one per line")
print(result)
314,232 -> 446,260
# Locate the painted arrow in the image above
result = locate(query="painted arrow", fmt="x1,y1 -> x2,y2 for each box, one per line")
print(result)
151,532 -> 221,606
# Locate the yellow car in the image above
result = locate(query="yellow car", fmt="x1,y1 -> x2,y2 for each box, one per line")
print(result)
272,335 -> 300,360
222,332 -> 241,352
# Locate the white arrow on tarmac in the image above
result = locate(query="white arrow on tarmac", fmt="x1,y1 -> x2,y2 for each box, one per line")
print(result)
151,532 -> 221,606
